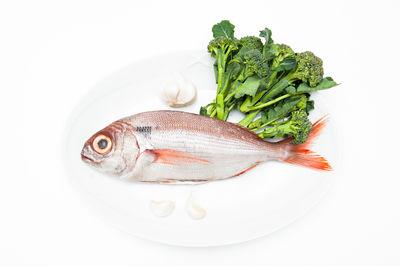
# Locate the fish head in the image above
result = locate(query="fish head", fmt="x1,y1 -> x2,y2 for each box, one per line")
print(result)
81,121 -> 139,176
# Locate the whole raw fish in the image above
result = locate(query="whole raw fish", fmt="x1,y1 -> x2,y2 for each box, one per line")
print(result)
81,110 -> 331,183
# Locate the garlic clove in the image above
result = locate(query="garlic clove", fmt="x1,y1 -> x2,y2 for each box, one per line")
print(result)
160,72 -> 197,107
149,200 -> 175,217
186,194 -> 206,220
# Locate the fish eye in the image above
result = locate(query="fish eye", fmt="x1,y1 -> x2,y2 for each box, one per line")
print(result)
92,134 -> 112,154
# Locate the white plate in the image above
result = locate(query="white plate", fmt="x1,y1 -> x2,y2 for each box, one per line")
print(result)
63,50 -> 338,247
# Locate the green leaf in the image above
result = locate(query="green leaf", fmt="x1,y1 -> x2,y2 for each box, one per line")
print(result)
236,97 -> 245,111
261,78 -> 289,102
226,61 -> 241,79
305,100 -> 314,114
235,46 -> 251,59
260,27 -> 277,60
260,111 -> 268,124
263,43 -> 278,61
227,80 -> 243,95
285,86 -> 296,95
234,76 -> 261,99
297,77 -> 338,93
259,27 -> 273,44
261,96 -> 303,125
200,106 -> 208,116
212,20 -> 235,38
276,58 -> 297,72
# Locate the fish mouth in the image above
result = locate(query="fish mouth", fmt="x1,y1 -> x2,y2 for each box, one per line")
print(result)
81,153 -> 94,163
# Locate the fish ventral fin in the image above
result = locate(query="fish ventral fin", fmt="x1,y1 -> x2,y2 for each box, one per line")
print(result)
282,116 -> 332,171
148,149 -> 212,166
232,161 -> 263,177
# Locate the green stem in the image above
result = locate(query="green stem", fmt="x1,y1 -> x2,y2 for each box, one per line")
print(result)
266,71 -> 278,88
223,46 -> 233,65
270,119 -> 289,126
257,128 -> 276,139
247,94 -> 291,111
252,117 -> 288,133
220,69 -> 233,96
239,96 -> 252,112
206,100 -> 216,116
216,93 -> 225,120
238,110 -> 260,127
223,104 -> 235,121
253,118 -> 282,132
248,118 -> 262,130
210,108 -> 217,118
238,81 -> 291,127
257,124 -> 287,139
216,52 -> 224,93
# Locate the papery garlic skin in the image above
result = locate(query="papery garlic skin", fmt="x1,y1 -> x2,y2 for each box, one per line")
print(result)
186,195 -> 206,220
149,200 -> 175,217
160,72 -> 197,107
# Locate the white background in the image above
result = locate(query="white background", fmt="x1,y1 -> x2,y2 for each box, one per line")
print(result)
1,0 -> 399,265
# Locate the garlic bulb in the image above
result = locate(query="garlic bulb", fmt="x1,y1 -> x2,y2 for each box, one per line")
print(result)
160,72 -> 197,107
149,200 -> 175,217
186,194 -> 206,220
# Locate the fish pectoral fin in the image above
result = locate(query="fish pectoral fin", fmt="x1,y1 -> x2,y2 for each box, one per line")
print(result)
122,149 -> 211,182
148,149 -> 212,166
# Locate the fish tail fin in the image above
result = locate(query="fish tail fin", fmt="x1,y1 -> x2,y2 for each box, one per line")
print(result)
281,116 -> 332,171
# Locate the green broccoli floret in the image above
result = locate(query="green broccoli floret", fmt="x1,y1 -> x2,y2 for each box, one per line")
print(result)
239,36 -> 263,53
207,36 -> 239,59
287,51 -> 324,87
295,94 -> 308,109
239,49 -> 269,79
271,44 -> 296,69
258,109 -> 312,144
